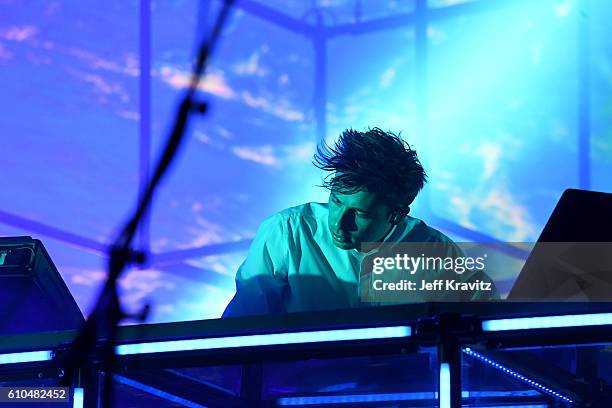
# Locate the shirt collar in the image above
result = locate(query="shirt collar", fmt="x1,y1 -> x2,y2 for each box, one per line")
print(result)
351,221 -> 402,260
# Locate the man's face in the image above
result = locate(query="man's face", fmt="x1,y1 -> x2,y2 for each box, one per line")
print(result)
328,189 -> 395,251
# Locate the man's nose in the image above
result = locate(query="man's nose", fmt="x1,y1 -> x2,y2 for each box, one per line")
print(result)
334,208 -> 355,231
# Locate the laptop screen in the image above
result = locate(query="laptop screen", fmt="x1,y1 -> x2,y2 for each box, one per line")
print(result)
508,189 -> 612,300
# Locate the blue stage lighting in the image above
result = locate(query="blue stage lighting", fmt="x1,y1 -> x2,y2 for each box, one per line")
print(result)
116,326 -> 411,355
439,362 -> 451,408
278,392 -> 435,405
482,312 -> 612,332
0,350 -> 53,365
463,347 -> 574,404
112,374 -> 206,408
277,390 -> 543,405
72,388 -> 83,408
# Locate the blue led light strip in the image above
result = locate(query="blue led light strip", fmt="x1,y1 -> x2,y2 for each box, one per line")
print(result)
439,363 -> 451,408
463,347 -> 574,404
116,326 -> 411,355
0,350 -> 53,365
278,392 -> 435,405
72,388 -> 84,408
112,374 -> 206,408
482,312 -> 612,332
277,390 -> 541,405
276,390 -> 548,408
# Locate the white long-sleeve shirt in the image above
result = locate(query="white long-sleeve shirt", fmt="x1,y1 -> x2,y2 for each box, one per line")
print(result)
223,202 -> 498,317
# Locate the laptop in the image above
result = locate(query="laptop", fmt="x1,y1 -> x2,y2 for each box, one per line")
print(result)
508,189 -> 612,301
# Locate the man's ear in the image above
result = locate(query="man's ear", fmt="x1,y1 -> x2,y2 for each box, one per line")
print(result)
390,206 -> 410,225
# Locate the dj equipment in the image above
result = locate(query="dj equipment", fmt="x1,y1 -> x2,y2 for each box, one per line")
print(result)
0,236 -> 84,336
509,189 -> 612,300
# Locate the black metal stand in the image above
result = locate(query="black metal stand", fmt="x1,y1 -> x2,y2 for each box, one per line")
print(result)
439,341 -> 462,408
58,2 -> 237,407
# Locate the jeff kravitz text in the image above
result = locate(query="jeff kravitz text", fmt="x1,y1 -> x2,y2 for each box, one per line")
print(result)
372,278 -> 493,292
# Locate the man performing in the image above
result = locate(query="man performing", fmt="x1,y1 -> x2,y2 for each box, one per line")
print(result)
223,128 -> 499,317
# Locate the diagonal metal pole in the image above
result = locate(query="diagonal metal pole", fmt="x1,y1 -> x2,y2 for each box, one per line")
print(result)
138,0 -> 152,256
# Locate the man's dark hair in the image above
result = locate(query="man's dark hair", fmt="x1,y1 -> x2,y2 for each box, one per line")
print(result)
313,127 -> 427,210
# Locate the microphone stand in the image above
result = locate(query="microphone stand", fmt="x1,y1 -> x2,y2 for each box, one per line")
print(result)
60,1 -> 236,406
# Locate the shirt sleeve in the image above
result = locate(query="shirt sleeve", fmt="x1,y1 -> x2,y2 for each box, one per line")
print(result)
222,214 -> 289,317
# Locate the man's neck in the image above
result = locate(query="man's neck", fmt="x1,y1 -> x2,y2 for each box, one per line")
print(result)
357,223 -> 398,254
